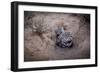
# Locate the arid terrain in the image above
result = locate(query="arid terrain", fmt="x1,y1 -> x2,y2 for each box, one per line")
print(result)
24,11 -> 90,61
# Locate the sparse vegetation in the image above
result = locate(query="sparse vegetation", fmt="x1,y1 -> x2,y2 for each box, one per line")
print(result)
31,15 -> 50,34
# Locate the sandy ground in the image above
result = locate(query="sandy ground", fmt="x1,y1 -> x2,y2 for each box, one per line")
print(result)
24,11 -> 90,61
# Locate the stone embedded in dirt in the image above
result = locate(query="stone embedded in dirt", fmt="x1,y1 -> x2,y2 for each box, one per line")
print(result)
55,27 -> 73,48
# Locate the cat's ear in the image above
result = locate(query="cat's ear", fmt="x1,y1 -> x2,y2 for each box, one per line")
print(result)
61,27 -> 65,33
